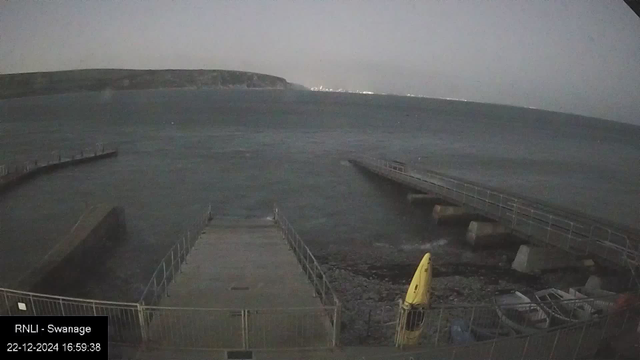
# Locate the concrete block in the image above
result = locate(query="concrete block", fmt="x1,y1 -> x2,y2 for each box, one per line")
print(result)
432,205 -> 472,224
15,204 -> 127,292
466,221 -> 509,247
583,275 -> 629,293
582,259 -> 595,267
407,193 -> 443,204
511,245 -> 580,274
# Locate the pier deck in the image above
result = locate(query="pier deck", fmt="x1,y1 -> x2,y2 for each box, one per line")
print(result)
350,155 -> 640,269
145,218 -> 334,350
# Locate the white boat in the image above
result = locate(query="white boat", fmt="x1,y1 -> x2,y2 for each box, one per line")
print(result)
469,316 -> 517,341
494,290 -> 550,333
535,288 -> 598,323
569,287 -> 618,314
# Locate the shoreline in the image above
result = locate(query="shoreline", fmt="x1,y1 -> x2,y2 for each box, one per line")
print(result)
316,237 -> 598,345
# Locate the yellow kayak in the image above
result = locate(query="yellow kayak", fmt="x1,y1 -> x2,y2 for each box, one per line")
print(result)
396,253 -> 433,347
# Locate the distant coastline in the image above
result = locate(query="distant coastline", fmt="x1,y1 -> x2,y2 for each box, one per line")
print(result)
0,69 -> 308,99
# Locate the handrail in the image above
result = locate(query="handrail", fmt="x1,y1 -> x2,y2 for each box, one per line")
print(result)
350,155 -> 640,268
0,286 -> 138,307
138,204 -> 212,306
375,302 -> 640,360
272,204 -> 340,309
0,143 -> 116,178
273,204 -> 342,346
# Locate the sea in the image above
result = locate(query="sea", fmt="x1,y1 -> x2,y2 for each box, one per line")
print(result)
0,89 -> 638,302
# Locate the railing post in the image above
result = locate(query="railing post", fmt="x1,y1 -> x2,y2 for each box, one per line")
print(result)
92,302 -> 97,316
488,338 -> 497,360
434,307 -> 444,346
4,292 -> 12,315
332,305 -> 341,347
619,309 -> 631,335
573,323 -> 588,359
567,222 -> 574,250
520,336 -> 531,360
163,262 -> 168,297
171,250 -> 176,281
242,309 -> 249,349
60,298 -> 65,315
137,304 -> 148,342
153,277 -> 157,304
30,295 -> 36,315
548,330 -> 561,360
182,236 -> 187,263
322,279 -> 326,304
603,244 -> 611,263
311,264 -> 317,297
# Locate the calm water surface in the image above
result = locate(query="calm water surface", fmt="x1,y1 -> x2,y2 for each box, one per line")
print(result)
0,89 -> 638,301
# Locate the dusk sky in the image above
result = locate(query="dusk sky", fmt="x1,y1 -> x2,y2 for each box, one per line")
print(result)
1,0 -> 639,124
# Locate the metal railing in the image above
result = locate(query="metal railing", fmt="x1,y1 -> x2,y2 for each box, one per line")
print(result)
273,204 -> 342,346
0,143 -> 116,180
354,302 -> 640,360
394,292 -> 629,348
350,155 -> 640,268
142,305 -> 336,350
355,291 -> 626,348
139,205 -> 212,306
0,287 -> 144,345
1,284 -> 635,355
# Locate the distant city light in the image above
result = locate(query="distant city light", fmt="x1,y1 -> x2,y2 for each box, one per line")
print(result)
310,86 -> 376,95
310,86 -> 475,102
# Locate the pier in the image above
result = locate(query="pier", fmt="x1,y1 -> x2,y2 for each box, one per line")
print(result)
349,155 -> 640,270
0,144 -> 118,194
137,207 -> 340,353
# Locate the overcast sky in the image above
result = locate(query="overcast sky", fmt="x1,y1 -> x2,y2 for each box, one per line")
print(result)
1,0 -> 639,124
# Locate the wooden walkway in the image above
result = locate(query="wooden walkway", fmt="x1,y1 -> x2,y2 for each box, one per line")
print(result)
146,218 -> 333,350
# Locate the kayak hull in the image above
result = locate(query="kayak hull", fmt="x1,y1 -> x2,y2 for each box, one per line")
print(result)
396,253 -> 433,347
